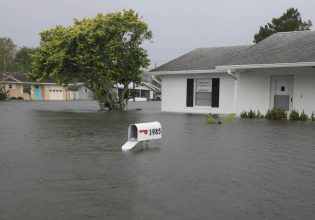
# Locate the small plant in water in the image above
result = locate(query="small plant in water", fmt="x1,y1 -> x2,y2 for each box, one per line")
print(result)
207,115 -> 217,125
299,110 -> 308,121
240,111 -> 248,118
248,110 -> 256,119
265,108 -> 287,120
222,113 -> 236,122
311,111 -> 315,122
289,109 -> 300,120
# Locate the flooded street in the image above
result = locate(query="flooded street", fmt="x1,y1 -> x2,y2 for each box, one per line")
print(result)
0,101 -> 315,219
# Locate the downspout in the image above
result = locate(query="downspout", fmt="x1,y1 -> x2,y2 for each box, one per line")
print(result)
227,69 -> 238,114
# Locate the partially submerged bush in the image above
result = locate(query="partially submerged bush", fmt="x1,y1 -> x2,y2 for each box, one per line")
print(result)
222,113 -> 236,122
240,111 -> 248,118
0,87 -> 9,101
311,111 -> 315,122
207,113 -> 235,125
240,110 -> 263,119
248,110 -> 256,119
17,96 -> 24,100
289,109 -> 300,120
265,108 -> 287,120
207,115 -> 217,125
299,110 -> 308,121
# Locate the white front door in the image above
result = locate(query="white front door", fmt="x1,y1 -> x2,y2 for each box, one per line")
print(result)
270,76 -> 293,111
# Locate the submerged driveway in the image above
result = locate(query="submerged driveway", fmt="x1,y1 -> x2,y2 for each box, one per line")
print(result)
0,101 -> 314,220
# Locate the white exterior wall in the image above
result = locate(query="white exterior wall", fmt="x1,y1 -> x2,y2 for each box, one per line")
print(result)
236,67 -> 315,116
77,86 -> 94,100
161,73 -> 235,114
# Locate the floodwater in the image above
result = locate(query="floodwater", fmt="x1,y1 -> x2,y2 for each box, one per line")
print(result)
0,101 -> 315,220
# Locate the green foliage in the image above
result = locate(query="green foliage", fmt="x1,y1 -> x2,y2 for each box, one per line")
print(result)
14,47 -> 37,72
207,115 -> 217,125
289,109 -> 300,120
0,86 -> 9,100
254,8 -> 312,43
222,113 -> 236,122
240,111 -> 248,118
265,108 -> 287,120
248,110 -> 256,119
0,37 -> 17,80
299,110 -> 308,121
240,110 -> 264,119
30,10 -> 152,110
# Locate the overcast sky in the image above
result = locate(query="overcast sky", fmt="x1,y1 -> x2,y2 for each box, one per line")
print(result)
1,0 -> 315,69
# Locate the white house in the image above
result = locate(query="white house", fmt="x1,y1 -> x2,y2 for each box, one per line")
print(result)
67,83 -> 95,100
67,82 -> 158,101
151,31 -> 315,116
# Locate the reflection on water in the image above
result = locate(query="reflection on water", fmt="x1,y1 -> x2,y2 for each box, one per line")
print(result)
0,101 -> 315,219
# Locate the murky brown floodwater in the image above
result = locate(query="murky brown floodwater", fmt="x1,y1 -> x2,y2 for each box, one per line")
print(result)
0,101 -> 315,220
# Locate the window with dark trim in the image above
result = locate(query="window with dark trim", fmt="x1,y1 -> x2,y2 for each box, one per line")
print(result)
186,78 -> 220,108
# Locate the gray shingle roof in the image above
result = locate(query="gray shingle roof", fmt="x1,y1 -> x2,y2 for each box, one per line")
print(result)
151,31 -> 315,72
150,45 -> 251,71
7,73 -> 56,83
226,31 -> 315,65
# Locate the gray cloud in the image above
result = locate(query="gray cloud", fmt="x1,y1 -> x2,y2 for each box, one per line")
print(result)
1,0 -> 314,69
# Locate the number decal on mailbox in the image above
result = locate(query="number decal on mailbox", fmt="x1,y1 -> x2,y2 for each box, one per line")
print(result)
149,128 -> 161,136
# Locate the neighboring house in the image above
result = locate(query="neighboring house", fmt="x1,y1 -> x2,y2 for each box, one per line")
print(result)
151,31 -> 315,116
3,73 -> 67,100
67,83 -> 94,100
66,81 -> 158,101
115,82 -> 158,101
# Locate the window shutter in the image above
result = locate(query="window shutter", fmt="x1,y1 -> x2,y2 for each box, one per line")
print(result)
186,79 -> 194,107
211,78 -> 220,107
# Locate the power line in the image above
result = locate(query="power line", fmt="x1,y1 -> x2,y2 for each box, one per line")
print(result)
0,23 -> 38,36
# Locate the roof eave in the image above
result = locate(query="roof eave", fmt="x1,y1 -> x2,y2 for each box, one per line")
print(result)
216,62 -> 315,70
151,69 -> 227,76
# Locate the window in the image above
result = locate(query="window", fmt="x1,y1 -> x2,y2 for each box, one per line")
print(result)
23,85 -> 31,93
186,78 -> 220,108
85,88 -> 88,93
281,86 -> 285,92
195,79 -> 212,106
8,84 -> 13,89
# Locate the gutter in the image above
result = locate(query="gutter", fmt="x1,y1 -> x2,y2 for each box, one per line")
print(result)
151,69 -> 227,75
216,62 -> 315,70
227,69 -> 237,80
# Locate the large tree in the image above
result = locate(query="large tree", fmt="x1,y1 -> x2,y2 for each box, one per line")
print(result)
0,37 -> 16,82
14,47 -> 37,72
253,8 -> 312,43
30,10 -> 152,110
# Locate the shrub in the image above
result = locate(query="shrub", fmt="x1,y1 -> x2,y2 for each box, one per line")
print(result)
10,96 -> 17,100
240,111 -> 248,118
248,110 -> 256,119
311,111 -> 315,122
289,109 -> 300,120
0,87 -> 9,101
207,115 -> 217,124
265,108 -> 287,120
222,113 -> 236,122
299,110 -> 308,121
17,96 -> 24,100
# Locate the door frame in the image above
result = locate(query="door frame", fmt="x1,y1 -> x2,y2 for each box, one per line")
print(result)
270,75 -> 294,111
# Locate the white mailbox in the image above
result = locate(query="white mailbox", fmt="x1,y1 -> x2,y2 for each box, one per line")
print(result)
122,121 -> 162,151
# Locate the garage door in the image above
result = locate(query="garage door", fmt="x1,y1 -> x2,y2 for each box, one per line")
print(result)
49,87 -> 64,100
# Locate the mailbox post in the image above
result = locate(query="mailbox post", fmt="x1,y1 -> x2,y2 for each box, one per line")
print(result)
122,121 -> 162,151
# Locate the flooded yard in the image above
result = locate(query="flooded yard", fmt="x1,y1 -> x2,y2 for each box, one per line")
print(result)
0,101 -> 315,219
